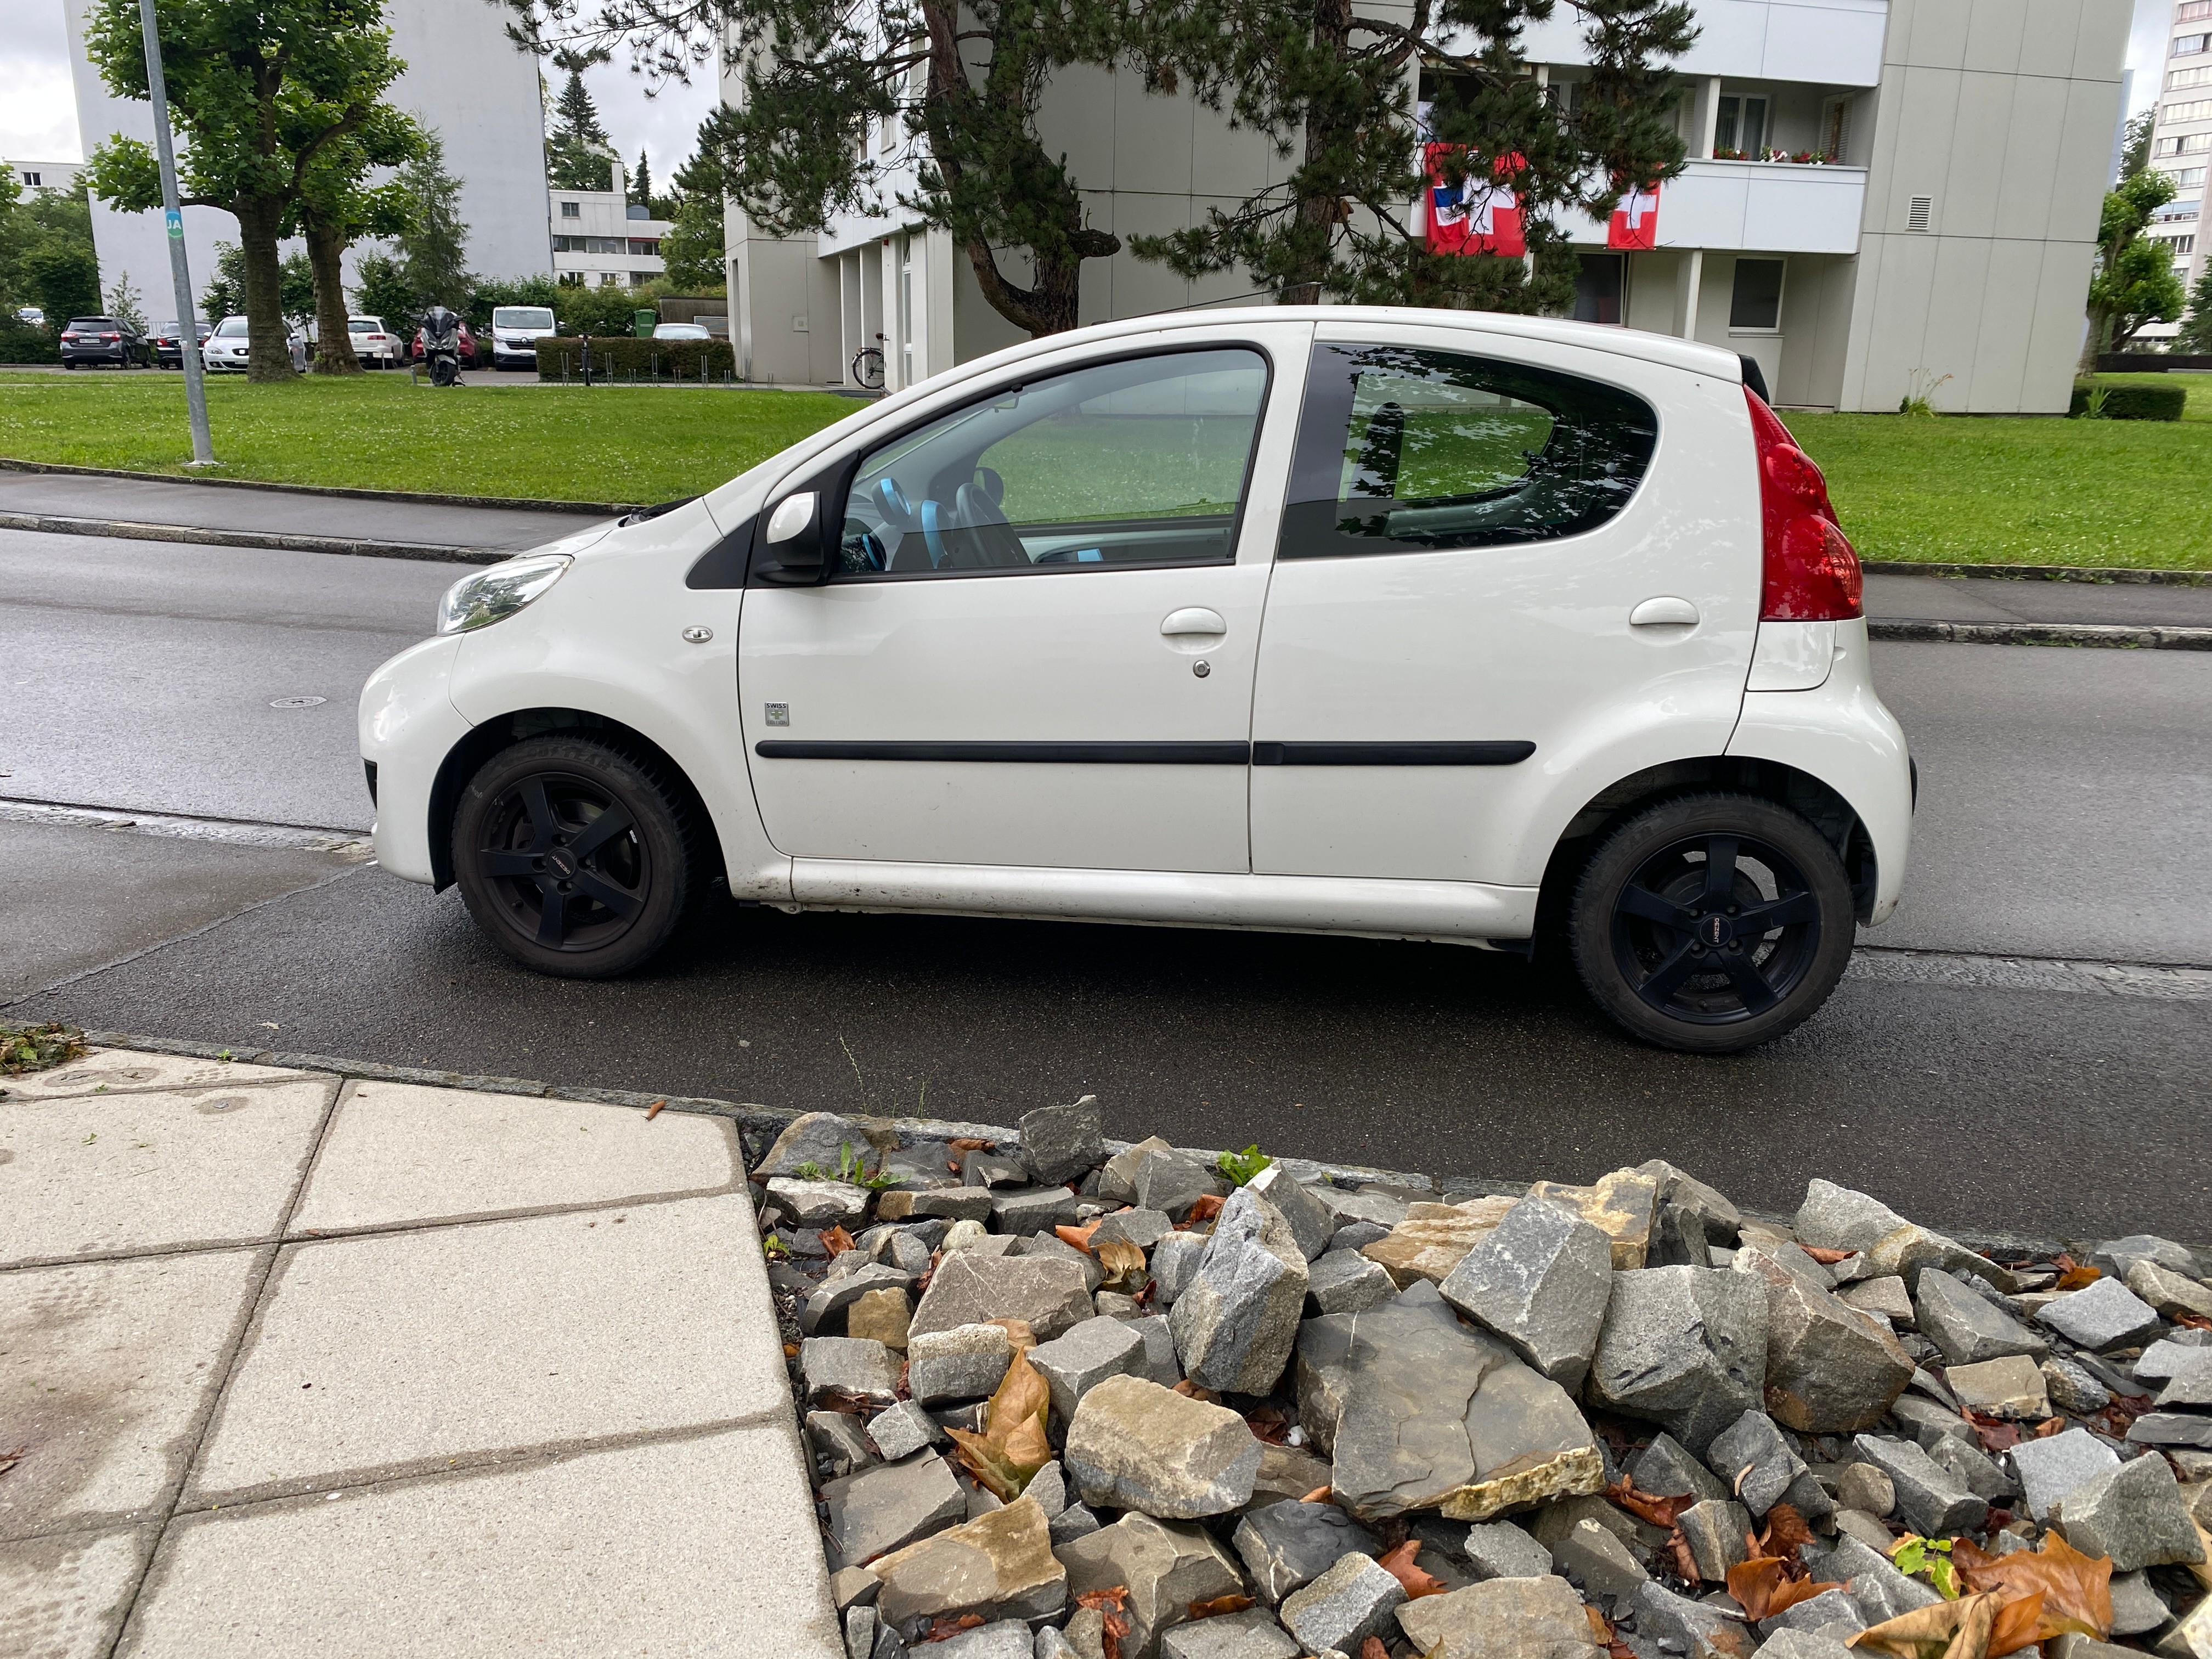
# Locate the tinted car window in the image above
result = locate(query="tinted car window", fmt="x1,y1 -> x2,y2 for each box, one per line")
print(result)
1279,344 -> 1656,557
69,318 -> 119,330
834,348 -> 1269,579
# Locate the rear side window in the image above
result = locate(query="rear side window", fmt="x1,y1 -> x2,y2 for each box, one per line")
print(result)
1279,343 -> 1656,557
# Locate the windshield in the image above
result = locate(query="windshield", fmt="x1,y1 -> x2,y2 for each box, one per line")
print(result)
494,308 -> 555,330
213,317 -> 249,336
348,317 -> 382,331
160,322 -> 182,335
69,318 -> 117,330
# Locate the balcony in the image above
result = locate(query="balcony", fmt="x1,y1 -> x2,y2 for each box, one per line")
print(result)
1561,159 -> 1868,255
1519,0 -> 1888,88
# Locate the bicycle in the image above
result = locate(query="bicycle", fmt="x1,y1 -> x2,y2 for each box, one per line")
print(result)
851,334 -> 887,391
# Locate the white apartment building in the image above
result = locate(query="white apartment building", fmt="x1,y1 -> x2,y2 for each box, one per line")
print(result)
62,0 -> 552,321
551,160 -> 672,287
723,0 -> 2127,413
9,160 -> 83,193
2145,0 -> 2212,311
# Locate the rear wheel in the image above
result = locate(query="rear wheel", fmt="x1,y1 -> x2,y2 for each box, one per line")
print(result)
1568,792 -> 1855,1053
452,736 -> 700,978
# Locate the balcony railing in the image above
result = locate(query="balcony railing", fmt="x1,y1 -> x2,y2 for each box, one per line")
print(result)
1561,159 -> 1868,255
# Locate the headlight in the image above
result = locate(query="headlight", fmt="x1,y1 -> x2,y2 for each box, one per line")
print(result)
436,553 -> 572,635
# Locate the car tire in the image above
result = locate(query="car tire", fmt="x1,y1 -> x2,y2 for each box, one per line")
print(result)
452,735 -> 702,979
1568,791 -> 1855,1054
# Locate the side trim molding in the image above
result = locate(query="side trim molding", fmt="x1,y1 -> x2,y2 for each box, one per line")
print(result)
1252,741 -> 1536,766
754,741 -> 1250,764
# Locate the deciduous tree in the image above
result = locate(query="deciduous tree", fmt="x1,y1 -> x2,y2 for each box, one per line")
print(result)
2081,169 -> 2185,371
298,105 -> 425,373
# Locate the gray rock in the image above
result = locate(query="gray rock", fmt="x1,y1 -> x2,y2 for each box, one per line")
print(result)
1889,1393 -> 1977,1452
1095,1291 -> 1143,1319
803,1336 -> 902,1407
2041,1356 -> 2112,1415
1587,1266 -> 1769,1456
1295,1278 -> 1605,1523
1802,1532 -> 1941,1626
1056,1512 -> 1246,1659
928,1621 -> 1036,1659
1026,1461 -> 1069,1520
1678,1499 -> 1751,1582
1243,1443 -> 1334,1512
2160,1355 -> 2212,1409
1036,1627 -> 1078,1659
869,1399 -> 944,1462
1635,1160 -> 1743,1246
910,1254 -> 1094,1342
1523,1494 -> 1646,1554
1096,1136 -> 1172,1206
1628,1580 -> 1757,1659
1734,1245 -> 1914,1434
1063,1608 -> 1107,1659
1328,1220 -> 1391,1254
1437,1196 -> 1614,1394
1064,1374 -> 1262,1519
1019,1096 -> 1105,1185
1629,1432 -> 1728,1504
2137,1339 -> 2212,1382
1755,1633 -> 1859,1659
2131,1261 -> 2212,1322
2087,1234 -> 2205,1283
1461,1520 -> 1557,1582
1781,1465 -> 1837,1525
1850,1435 -> 1988,1536
1834,1508 -> 1897,1554
1305,1249 -> 1397,1317
2008,1426 -> 2122,1521
872,1230 -> 934,1274
847,1605 -> 879,1659
1030,1316 -> 1144,1421
1914,1271 -> 2047,1367
811,1409 -> 881,1478
907,1321 -> 1016,1407
941,1222 -> 1015,1257
1113,1314 -> 1182,1388
2038,1277 -> 2164,1353
1651,1203 -> 1714,1271
823,1452 -> 968,1567
1232,1501 -> 1383,1606
1150,1231 -> 1209,1307
831,1564 -> 882,1610
1759,1588 -> 1865,1639
2159,1599 -> 2212,1659
1315,1186 -> 1411,1229
1836,1462 -> 1894,1517
757,1111 -> 882,1178
2051,1450 -> 2208,1570
1840,1276 -> 1915,1330
1242,1165 -> 1337,1263
1278,1553 -> 1406,1658
1927,1435 -> 2015,1504
1049,1500 -> 1102,1545
990,1186 -> 1087,1237
964,1149 -> 1030,1189
1095,1208 -> 1175,1251
1551,1517 -> 1649,1600
1946,1355 -> 2049,1420
1170,1189 -> 1311,1393
1793,1180 -> 2018,1293
804,1263 -> 923,1336
1134,1150 -> 1229,1223
906,1188 -> 998,1223
1397,1575 -> 1601,1659
767,1176 -> 872,1228
1157,1609 -> 1299,1659
1018,1233 -> 1106,1294
2110,1569 -> 2175,1638
871,1494 -> 1068,1626
2129,1412 -> 2212,1448
1706,1409 -> 1807,1518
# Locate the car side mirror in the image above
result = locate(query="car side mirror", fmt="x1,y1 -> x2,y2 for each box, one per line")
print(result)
752,490 -> 832,585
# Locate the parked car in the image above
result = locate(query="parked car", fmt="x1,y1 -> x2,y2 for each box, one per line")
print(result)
348,315 -> 402,369
489,305 -> 558,371
361,307 -> 1906,1052
201,315 -> 307,373
651,321 -> 712,341
150,320 -> 213,368
59,316 -> 151,369
412,318 -> 478,369
15,306 -> 46,328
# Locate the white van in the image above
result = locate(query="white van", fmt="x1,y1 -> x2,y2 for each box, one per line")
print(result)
489,306 -> 559,372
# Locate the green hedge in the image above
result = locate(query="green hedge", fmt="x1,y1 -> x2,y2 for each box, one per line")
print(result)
0,320 -> 59,364
2070,380 -> 2187,420
534,336 -> 735,382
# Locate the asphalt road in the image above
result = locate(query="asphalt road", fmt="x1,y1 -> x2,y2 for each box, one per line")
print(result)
5,528 -> 2210,1242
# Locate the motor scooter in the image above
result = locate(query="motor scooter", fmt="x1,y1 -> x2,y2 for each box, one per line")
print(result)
422,305 -> 463,387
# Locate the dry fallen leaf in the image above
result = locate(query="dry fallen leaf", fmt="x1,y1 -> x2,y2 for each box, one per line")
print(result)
1300,1485 -> 1333,1504
820,1224 -> 856,1257
1075,1586 -> 1131,1659
1606,1474 -> 1695,1530
1188,1594 -> 1256,1620
644,1098 -> 665,1120
2053,1259 -> 2102,1292
950,1137 -> 996,1152
1758,1502 -> 1815,1561
1243,1406 -> 1291,1446
1172,1380 -> 1220,1403
1362,1639 -> 1390,1659
924,1613 -> 986,1642
1728,1556 -> 1842,1621
1183,1193 -> 1226,1228
986,1318 -> 1037,1353
1055,1222 -> 1103,1253
1096,1236 -> 1148,1291
1802,1245 -> 1857,1265
1376,1540 -> 1447,1600
1848,1589 -> 2046,1659
0,1444 -> 24,1480
946,1346 -> 1053,1500
1955,1531 -> 2112,1639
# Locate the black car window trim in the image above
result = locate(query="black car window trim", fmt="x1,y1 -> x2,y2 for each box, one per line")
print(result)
739,341 -> 1277,590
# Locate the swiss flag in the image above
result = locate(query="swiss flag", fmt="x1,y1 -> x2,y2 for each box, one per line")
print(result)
1608,183 -> 1660,251
1425,145 -> 1527,258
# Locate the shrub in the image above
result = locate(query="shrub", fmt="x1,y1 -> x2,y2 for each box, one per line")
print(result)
2069,380 -> 2186,420
0,317 -> 58,363
533,336 -> 735,381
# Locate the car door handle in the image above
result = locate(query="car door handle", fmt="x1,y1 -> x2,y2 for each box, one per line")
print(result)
1629,596 -> 1701,627
1160,608 -> 1227,637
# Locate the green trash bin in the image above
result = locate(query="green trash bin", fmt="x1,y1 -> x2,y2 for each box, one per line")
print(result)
633,309 -> 656,338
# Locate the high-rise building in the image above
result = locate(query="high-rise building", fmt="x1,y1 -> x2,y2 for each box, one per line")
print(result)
2144,0 -> 2212,316
724,0 -> 2128,413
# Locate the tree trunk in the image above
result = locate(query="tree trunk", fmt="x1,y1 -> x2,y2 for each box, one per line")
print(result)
2077,309 -> 2112,378
1278,0 -> 1356,304
236,201 -> 295,383
305,219 -> 362,376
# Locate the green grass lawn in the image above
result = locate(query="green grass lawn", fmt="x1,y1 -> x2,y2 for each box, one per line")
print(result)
5,366 -> 2211,568
0,370 -> 856,505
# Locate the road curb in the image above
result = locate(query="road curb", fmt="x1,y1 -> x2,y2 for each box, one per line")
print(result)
1862,560 -> 2210,585
0,509 -> 501,564
0,455 -> 633,516
1868,618 -> 2212,650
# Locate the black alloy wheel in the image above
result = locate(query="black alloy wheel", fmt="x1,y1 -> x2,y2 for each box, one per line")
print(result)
1569,792 -> 1855,1053
452,736 -> 699,978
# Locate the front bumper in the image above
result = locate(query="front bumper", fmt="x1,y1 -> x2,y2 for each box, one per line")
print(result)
359,635 -> 472,885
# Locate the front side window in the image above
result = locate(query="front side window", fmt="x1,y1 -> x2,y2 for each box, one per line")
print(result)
1279,344 -> 1656,558
833,348 -> 1269,578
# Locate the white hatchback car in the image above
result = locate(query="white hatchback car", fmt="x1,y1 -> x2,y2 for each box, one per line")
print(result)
361,308 -> 1910,1052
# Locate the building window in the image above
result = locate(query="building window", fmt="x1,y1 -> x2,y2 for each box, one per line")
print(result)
1820,97 -> 1852,163
560,201 -> 580,219
2157,133 -> 2212,156
1572,253 -> 1626,324
20,171 -> 40,187
1729,258 -> 1786,331
599,272 -> 622,286
627,239 -> 660,256
2175,167 -> 2210,187
2159,235 -> 2197,255
2176,32 -> 2210,55
1715,94 -> 1769,157
899,235 -> 915,387
2165,98 -> 2212,123
2172,65 -> 2212,88
2183,0 -> 2212,19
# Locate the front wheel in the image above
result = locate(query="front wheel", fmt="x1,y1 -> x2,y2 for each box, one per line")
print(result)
1569,792 -> 1855,1053
452,736 -> 701,978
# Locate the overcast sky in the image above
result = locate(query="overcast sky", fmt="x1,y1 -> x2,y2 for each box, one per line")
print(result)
0,0 -> 2178,173
0,0 -> 719,180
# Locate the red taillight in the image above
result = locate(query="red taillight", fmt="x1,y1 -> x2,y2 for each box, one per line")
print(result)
60,331 -> 79,341
99,331 -> 120,341
1746,386 -> 1861,620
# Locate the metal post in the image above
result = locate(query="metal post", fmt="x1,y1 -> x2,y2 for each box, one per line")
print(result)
138,0 -> 215,466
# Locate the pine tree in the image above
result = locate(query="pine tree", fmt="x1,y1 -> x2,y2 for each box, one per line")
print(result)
2176,264 -> 2212,353
393,129 -> 472,309
545,70 -> 615,191
661,111 -> 731,291
632,149 -> 653,208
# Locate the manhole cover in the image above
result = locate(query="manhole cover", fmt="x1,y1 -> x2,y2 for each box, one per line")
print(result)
268,696 -> 328,709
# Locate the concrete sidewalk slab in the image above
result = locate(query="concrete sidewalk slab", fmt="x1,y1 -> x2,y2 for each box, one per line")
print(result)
0,1526 -> 155,1659
0,1074 -> 333,1266
3,1047 -> 312,1101
288,1079 -> 737,1234
189,1193 -> 785,1502
0,1251 -> 263,1541
126,1429 -> 839,1659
